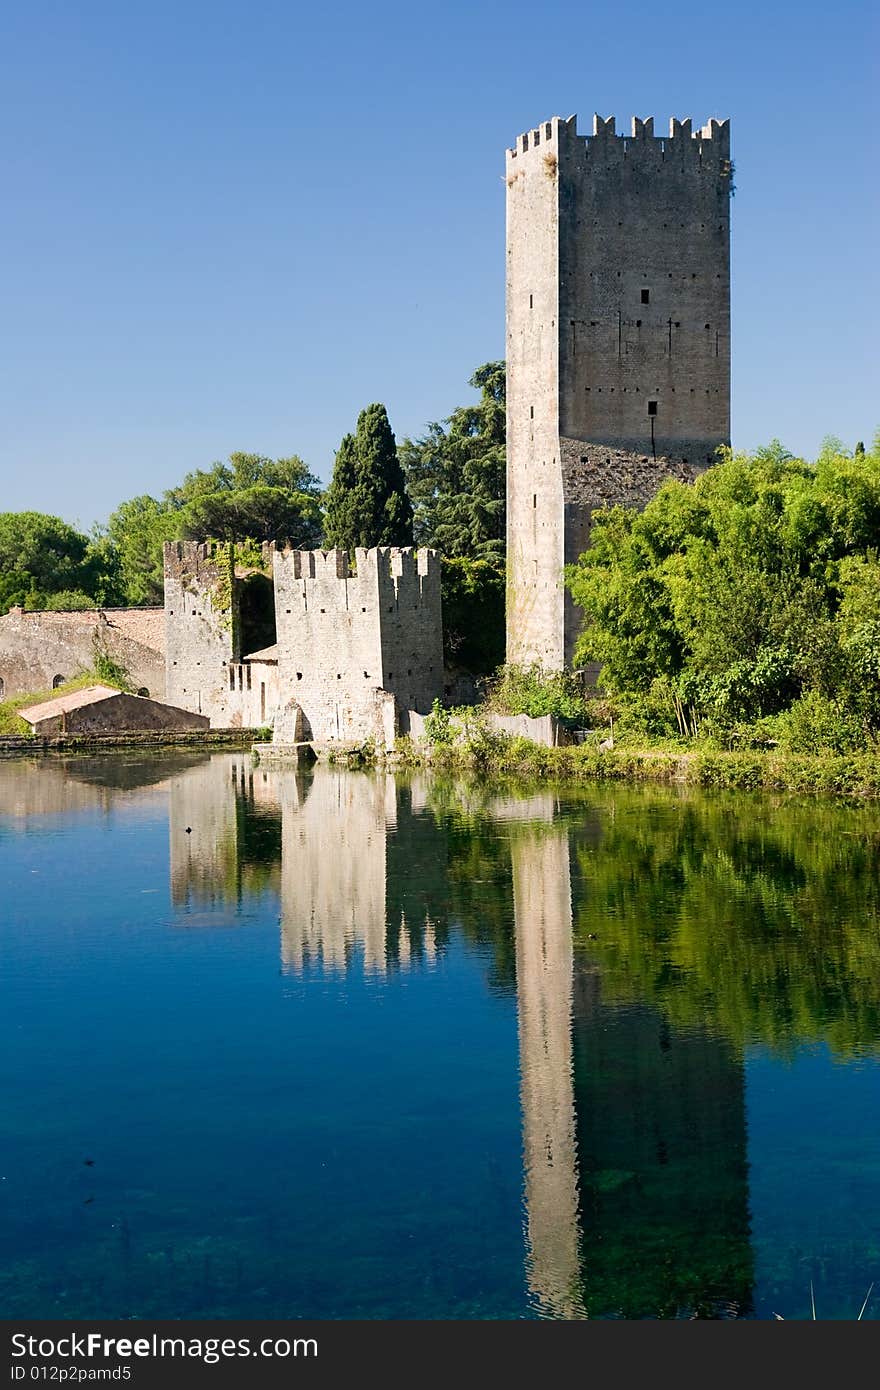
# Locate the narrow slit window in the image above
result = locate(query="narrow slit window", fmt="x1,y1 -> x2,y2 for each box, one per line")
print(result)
641,289 -> 650,304
647,400 -> 658,416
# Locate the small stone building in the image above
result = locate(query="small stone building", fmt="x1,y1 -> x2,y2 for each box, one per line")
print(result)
18,685 -> 208,736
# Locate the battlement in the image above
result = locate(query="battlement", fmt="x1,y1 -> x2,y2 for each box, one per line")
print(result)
274,546 -> 439,584
507,112 -> 730,167
164,539 -> 222,567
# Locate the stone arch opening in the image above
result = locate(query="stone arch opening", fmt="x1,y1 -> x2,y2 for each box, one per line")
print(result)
52,674 -> 66,689
238,573 -> 276,657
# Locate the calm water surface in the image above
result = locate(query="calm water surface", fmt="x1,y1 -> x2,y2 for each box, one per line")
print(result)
1,752 -> 879,1319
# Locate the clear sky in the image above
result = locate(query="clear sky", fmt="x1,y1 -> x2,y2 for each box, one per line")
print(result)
1,0 -> 877,530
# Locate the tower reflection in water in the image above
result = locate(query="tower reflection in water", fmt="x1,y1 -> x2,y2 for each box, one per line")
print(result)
501,799 -> 752,1319
168,756 -> 443,974
165,758 -> 753,1318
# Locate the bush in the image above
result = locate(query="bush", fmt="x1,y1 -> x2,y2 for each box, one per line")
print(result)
778,690 -> 866,755
424,698 -> 455,746
486,664 -> 593,726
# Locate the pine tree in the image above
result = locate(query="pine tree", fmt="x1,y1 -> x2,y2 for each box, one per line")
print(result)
322,433 -> 359,549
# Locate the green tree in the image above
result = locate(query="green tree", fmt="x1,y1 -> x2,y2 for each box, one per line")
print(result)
105,495 -> 181,605
566,437 -> 880,742
179,485 -> 322,547
400,361 -> 505,559
322,433 -> 359,549
323,404 -> 412,549
106,453 -> 324,604
0,512 -> 99,612
440,555 -> 505,675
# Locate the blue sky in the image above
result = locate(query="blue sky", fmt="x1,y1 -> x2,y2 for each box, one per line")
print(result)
1,0 -> 877,530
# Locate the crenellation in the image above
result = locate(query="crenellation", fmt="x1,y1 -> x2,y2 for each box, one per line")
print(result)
272,546 -> 443,748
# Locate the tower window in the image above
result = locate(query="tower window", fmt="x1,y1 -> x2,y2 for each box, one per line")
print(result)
647,400 -> 658,416
641,289 -> 650,304
530,405 -> 534,419
529,294 -> 533,308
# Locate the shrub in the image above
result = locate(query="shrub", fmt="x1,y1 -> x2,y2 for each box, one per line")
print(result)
486,664 -> 593,726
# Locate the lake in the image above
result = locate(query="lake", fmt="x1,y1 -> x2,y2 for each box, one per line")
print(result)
1,751 -> 879,1319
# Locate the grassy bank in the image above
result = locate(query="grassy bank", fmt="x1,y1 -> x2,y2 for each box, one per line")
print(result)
393,735 -> 880,798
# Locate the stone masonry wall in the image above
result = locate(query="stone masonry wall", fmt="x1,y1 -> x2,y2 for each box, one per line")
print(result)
0,606 -> 165,700
273,547 -> 443,746
506,117 -> 566,670
506,112 -> 731,669
376,547 -> 444,723
164,541 -> 238,724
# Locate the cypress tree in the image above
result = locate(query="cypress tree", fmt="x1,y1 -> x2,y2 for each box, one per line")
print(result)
323,404 -> 413,550
351,403 -> 413,546
322,433 -> 359,549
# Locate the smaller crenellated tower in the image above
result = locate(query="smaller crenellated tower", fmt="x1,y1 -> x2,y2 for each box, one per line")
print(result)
272,546 -> 443,747
163,540 -> 277,725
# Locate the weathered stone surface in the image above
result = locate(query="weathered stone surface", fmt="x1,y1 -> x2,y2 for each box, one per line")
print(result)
506,112 -> 731,668
484,711 -> 570,746
273,547 -> 443,748
163,541 -> 241,724
0,606 -> 165,700
162,542 -> 443,742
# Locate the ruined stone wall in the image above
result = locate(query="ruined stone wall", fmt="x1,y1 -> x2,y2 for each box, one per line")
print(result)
0,606 -> 165,699
164,541 -> 238,724
273,547 -> 443,746
224,657 -> 280,728
506,112 -> 731,669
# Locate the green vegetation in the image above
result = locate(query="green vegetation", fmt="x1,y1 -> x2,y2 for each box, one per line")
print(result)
401,363 -> 506,676
485,663 -> 594,725
106,453 -> 322,604
400,361 -> 505,561
398,726 -> 880,798
566,437 -> 880,751
439,555 -> 505,676
0,512 -> 119,611
568,783 -> 880,1059
323,404 -> 412,549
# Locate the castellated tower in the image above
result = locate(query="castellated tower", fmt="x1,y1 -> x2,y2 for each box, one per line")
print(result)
506,113 -> 732,668
273,546 -> 444,746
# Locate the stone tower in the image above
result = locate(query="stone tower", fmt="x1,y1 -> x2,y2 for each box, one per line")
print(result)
506,113 -> 732,668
